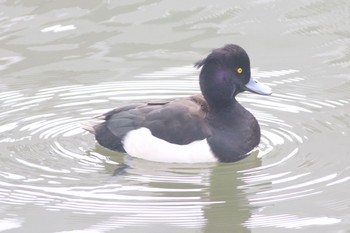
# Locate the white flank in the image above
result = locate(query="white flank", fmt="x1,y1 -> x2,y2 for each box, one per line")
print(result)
122,128 -> 218,163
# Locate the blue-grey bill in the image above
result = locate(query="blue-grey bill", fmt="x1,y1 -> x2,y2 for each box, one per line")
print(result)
245,77 -> 272,95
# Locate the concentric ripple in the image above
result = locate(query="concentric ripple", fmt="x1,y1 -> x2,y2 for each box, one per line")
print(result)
0,66 -> 349,230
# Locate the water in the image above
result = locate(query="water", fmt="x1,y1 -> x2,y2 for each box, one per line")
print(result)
1,0 -> 350,232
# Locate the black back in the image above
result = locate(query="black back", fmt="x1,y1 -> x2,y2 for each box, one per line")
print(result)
93,95 -> 211,152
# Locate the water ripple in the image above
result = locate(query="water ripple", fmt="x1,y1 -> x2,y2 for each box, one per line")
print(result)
244,214 -> 340,229
0,67 -> 349,229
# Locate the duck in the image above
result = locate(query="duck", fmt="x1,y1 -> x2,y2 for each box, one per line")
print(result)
81,44 -> 272,163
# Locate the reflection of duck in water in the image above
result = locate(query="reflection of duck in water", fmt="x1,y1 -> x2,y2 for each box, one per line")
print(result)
103,151 -> 261,232
203,154 -> 261,233
81,44 -> 271,163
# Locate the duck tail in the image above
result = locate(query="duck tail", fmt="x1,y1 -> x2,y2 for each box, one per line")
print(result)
79,120 -> 97,134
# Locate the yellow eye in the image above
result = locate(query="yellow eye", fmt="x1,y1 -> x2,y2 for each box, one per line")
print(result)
237,67 -> 243,74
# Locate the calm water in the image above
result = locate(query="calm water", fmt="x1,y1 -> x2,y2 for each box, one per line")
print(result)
1,0 -> 350,232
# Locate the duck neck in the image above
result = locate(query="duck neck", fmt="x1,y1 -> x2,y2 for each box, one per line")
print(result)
207,98 -> 238,115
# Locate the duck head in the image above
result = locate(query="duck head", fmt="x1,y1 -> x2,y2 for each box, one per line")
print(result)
195,44 -> 271,109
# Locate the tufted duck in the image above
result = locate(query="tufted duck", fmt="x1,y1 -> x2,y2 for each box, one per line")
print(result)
81,44 -> 272,163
